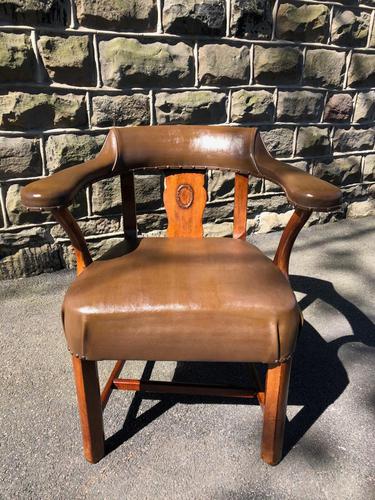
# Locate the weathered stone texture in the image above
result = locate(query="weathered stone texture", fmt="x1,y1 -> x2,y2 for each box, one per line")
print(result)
0,0 -> 374,279
0,0 -> 67,25
45,134 -> 106,173
134,174 -> 162,210
163,0 -> 226,35
332,127 -> 375,152
353,92 -> 375,123
99,38 -> 194,88
347,53 -> 375,87
231,90 -> 274,123
50,217 -> 121,239
38,35 -> 94,85
324,94 -> 353,122
0,137 -> 42,180
277,91 -> 324,122
91,177 -> 121,215
276,3 -> 330,43
0,32 -> 35,82
363,155 -> 375,182
304,49 -> 346,88
198,44 -> 249,85
346,199 -> 375,218
0,92 -> 87,130
76,0 -> 157,31
256,209 -> 294,234
91,94 -> 150,127
296,127 -> 331,156
254,46 -> 302,84
260,128 -> 294,157
0,227 -> 63,280
155,91 -> 227,124
314,156 -> 361,185
230,0 -> 272,39
331,10 -> 369,47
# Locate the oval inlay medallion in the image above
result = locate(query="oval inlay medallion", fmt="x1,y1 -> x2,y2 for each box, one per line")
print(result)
176,183 -> 194,209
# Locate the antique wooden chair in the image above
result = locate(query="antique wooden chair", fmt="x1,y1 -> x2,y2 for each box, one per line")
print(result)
21,126 -> 342,466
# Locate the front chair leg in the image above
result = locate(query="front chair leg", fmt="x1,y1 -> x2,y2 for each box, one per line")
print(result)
261,359 -> 292,465
72,356 -> 105,463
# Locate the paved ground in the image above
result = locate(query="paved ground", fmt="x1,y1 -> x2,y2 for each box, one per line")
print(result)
1,216 -> 374,500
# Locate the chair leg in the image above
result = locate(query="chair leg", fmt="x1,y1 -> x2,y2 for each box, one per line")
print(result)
72,356 -> 105,463
261,358 -> 292,466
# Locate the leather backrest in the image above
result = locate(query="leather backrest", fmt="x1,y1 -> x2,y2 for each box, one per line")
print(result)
110,125 -> 259,175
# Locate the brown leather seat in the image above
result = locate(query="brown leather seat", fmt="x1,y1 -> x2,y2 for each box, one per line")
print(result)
63,237 -> 300,364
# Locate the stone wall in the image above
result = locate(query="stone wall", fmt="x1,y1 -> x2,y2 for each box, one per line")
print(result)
0,0 -> 374,279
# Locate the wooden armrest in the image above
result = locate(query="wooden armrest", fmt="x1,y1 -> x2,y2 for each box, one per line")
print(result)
253,132 -> 342,212
21,131 -> 118,211
52,207 -> 92,276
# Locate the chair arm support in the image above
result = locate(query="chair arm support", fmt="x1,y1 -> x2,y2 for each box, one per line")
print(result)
253,132 -> 342,212
21,130 -> 118,211
52,207 -> 92,276
274,208 -> 312,278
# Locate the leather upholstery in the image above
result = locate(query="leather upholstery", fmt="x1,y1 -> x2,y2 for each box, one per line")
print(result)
62,238 -> 301,363
21,125 -> 342,212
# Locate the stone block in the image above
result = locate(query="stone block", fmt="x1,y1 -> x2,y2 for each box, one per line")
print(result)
347,53 -> 375,87
231,90 -> 274,123
346,199 -> 375,218
38,35 -> 94,85
0,32 -> 35,82
277,90 -> 324,122
87,237 -> 124,261
91,94 -> 150,127
100,38 -> 194,88
0,227 -> 63,279
363,154 -> 375,182
134,174 -> 162,209
332,127 -> 375,152
204,222 -> 234,238
155,91 -> 226,124
0,92 -> 87,130
45,134 -> 105,173
331,9 -> 369,47
91,177 -> 122,215
76,0 -> 157,31
198,44 -> 249,85
50,216 -> 121,239
208,170 -> 262,200
0,137 -> 42,180
304,49 -> 346,88
353,91 -> 375,123
314,156 -> 361,185
260,128 -> 294,157
276,3 -> 330,43
324,93 -> 353,122
0,0 -> 67,25
256,209 -> 294,234
254,46 -> 302,84
163,0 -> 226,35
230,0 -> 272,39
137,212 -> 167,234
296,127 -> 331,156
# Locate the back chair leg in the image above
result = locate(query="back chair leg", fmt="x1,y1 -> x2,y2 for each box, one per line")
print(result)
72,356 -> 105,463
261,359 -> 292,466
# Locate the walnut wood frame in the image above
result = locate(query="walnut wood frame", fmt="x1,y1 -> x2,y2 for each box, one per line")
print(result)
52,171 -> 312,466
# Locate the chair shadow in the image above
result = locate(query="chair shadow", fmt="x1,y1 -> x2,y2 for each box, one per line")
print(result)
105,274 -> 375,460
